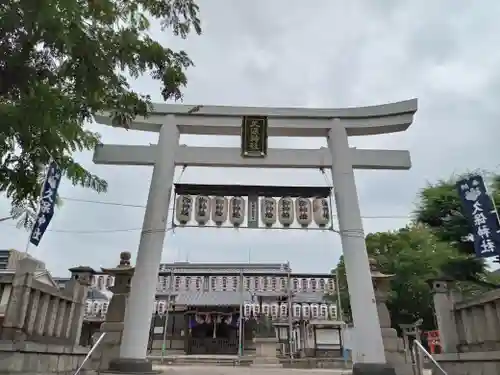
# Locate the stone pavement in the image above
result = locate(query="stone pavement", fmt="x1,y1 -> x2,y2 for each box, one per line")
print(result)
153,364 -> 432,375
153,365 -> 352,375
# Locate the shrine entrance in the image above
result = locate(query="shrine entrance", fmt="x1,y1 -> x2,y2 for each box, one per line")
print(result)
186,309 -> 240,355
93,100 -> 418,370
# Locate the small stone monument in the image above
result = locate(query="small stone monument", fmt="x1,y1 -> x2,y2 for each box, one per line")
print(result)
90,251 -> 135,372
251,307 -> 281,368
370,258 -> 412,375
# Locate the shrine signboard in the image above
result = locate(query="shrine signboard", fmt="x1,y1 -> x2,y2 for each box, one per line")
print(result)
241,116 -> 268,157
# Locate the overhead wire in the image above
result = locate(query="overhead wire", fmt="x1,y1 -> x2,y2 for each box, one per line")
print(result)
0,165 -> 411,235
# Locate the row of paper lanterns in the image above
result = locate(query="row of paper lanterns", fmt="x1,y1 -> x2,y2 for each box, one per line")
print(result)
175,195 -> 331,227
151,300 -> 337,320
243,303 -> 337,319
85,301 -> 109,316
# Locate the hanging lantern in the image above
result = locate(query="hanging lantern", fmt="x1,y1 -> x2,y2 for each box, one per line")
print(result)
153,300 -> 158,314
262,303 -> 270,316
292,304 -> 302,318
311,303 -> 319,318
244,303 -> 252,317
261,197 -> 277,227
271,303 -> 279,318
302,304 -> 311,318
194,195 -> 211,225
313,197 -> 330,227
158,301 -> 166,315
175,195 -> 193,225
211,196 -> 228,226
279,303 -> 288,318
278,197 -> 294,227
328,304 -> 338,320
327,277 -> 335,292
320,304 -> 328,319
252,303 -> 261,317
92,301 -> 99,316
295,197 -> 312,227
229,196 -> 245,227
319,278 -> 326,291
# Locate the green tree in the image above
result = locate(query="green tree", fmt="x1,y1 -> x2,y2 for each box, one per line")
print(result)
331,226 -> 469,331
414,173 -> 500,281
0,0 -> 201,207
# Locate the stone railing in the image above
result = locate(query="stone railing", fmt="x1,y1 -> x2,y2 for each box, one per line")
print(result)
430,278 -> 500,375
0,257 -> 95,375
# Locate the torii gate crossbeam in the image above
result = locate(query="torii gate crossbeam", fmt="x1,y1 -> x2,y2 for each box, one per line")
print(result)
94,99 -> 417,373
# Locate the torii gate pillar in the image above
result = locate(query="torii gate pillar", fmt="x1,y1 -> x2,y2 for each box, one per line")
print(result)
327,121 -> 386,364
95,99 -> 417,374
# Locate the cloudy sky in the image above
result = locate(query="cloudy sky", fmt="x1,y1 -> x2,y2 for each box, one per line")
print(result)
1,0 -> 500,277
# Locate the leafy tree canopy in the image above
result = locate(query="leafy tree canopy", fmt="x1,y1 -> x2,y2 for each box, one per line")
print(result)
330,172 -> 500,331
414,172 -> 500,281
333,226 -> 471,331
0,0 -> 201,209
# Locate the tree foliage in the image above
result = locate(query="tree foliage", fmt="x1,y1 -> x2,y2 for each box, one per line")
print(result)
414,173 -> 500,281
332,226 -> 471,331
0,0 -> 201,208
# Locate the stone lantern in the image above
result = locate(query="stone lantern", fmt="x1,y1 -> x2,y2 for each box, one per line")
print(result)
91,251 -> 135,372
370,258 -> 412,375
101,251 -> 135,323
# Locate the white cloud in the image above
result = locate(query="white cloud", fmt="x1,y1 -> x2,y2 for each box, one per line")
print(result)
1,0 -> 499,275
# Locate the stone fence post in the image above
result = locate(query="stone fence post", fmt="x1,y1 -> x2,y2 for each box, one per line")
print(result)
428,277 -> 460,353
1,258 -> 38,341
67,266 -> 96,346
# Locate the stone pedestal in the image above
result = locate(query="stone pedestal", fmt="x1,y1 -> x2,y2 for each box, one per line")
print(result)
251,337 -> 282,368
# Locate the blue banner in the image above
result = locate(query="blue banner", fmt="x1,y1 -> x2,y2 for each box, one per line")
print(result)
29,161 -> 62,246
456,175 -> 500,258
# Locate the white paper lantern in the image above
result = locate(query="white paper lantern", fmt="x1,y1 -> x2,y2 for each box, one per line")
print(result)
244,303 -> 252,317
194,195 -> 211,225
158,301 -> 166,315
327,277 -> 335,292
261,197 -> 277,227
262,303 -> 270,316
278,197 -> 294,227
271,303 -> 279,317
311,303 -> 319,318
302,304 -> 311,318
229,196 -> 245,227
252,304 -> 261,317
280,303 -> 288,318
319,278 -> 326,291
85,301 -> 91,314
211,196 -> 228,225
313,197 -> 330,227
295,198 -> 312,227
92,301 -> 100,316
320,304 -> 328,319
175,195 -> 193,225
153,300 -> 158,314
328,304 -> 337,320
292,304 -> 302,318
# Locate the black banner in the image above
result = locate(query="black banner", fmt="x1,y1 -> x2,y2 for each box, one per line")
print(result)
456,175 -> 500,258
241,116 -> 268,157
30,161 -> 63,246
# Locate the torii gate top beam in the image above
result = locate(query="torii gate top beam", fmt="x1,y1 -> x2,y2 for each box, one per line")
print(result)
95,99 -> 417,137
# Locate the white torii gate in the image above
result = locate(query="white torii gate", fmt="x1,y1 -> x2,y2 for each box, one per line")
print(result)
93,99 -> 417,372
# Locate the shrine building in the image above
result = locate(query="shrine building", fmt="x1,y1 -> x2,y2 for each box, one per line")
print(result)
80,261 -> 343,358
